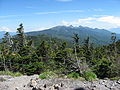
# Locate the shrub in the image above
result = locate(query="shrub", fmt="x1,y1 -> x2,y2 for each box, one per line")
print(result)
21,62 -> 44,75
83,72 -> 97,81
39,71 -> 57,79
93,58 -> 112,79
0,71 -> 22,77
67,72 -> 80,79
14,72 -> 23,77
110,77 -> 120,80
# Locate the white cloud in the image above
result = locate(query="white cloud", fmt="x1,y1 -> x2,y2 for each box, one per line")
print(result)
0,27 -> 13,32
0,26 -> 50,32
61,16 -> 120,29
57,0 -> 72,2
93,15 -> 108,17
97,16 -> 120,26
26,27 -> 50,32
0,14 -> 26,18
87,8 -> 104,12
93,8 -> 104,12
0,15 -> 19,18
62,17 -> 96,26
0,19 -> 11,22
78,18 -> 96,23
35,10 -> 84,15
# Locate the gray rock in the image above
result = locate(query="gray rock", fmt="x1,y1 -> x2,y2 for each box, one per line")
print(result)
116,80 -> 120,84
0,75 -> 13,81
0,75 -> 120,90
74,87 -> 86,90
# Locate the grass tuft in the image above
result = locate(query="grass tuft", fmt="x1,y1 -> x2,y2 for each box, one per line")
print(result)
0,71 -> 22,77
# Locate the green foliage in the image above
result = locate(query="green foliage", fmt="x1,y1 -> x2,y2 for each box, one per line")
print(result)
0,24 -> 120,80
83,72 -> 97,81
67,72 -> 80,79
21,62 -> 44,75
16,23 -> 26,48
36,41 -> 49,57
13,72 -> 23,77
26,26 -> 115,46
39,71 -> 57,79
93,58 -> 112,79
18,46 -> 33,56
0,71 -> 22,77
110,77 -> 120,80
109,62 -> 120,78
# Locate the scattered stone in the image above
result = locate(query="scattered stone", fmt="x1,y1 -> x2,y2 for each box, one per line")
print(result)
60,83 -> 64,87
15,87 -> 19,90
54,84 -> 60,89
32,87 -> 41,90
74,87 -> 86,90
116,80 -> 120,84
0,75 -> 120,90
0,78 -> 6,82
0,75 -> 13,81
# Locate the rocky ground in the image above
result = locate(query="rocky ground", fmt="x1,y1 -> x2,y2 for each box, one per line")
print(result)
0,75 -> 120,90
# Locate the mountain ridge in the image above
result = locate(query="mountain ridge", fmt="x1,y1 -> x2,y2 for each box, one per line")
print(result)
1,26 -> 120,46
26,25 -> 120,45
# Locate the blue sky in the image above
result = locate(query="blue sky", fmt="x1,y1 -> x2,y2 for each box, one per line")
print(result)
0,0 -> 120,32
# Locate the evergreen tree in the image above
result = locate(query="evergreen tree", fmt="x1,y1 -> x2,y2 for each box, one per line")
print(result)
17,23 -> 26,48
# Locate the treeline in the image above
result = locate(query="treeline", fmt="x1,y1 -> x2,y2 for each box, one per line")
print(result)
0,24 -> 120,79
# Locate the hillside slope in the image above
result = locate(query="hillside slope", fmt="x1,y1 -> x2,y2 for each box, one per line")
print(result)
27,26 -> 120,45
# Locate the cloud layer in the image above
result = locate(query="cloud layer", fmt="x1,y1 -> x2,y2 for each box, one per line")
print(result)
0,27 -> 13,32
62,16 -> 120,29
1,16 -> 120,32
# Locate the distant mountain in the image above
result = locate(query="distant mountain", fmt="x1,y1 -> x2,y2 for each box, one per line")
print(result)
26,26 -> 120,46
0,31 -> 16,38
0,31 -> 6,38
109,28 -> 120,34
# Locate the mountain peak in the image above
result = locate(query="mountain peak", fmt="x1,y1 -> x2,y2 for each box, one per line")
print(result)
26,25 -> 120,46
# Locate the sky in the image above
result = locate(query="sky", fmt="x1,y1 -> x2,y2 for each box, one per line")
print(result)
0,0 -> 120,32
